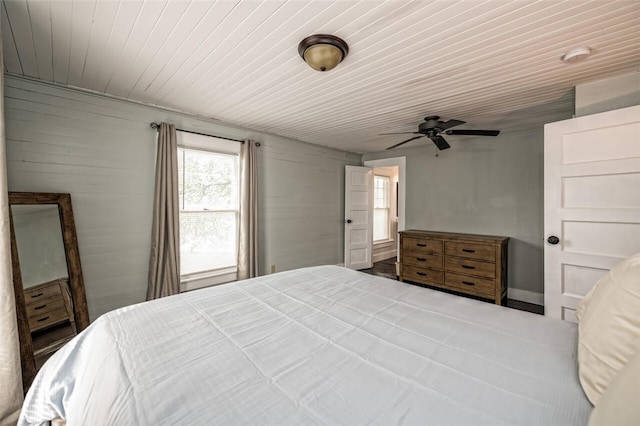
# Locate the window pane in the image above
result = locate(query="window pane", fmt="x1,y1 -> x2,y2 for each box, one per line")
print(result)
374,175 -> 389,208
180,211 -> 237,276
178,148 -> 239,211
373,208 -> 389,241
177,138 -> 240,280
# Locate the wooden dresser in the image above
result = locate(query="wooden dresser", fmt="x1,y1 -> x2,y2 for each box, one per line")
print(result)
24,278 -> 77,367
24,278 -> 75,333
399,230 -> 509,304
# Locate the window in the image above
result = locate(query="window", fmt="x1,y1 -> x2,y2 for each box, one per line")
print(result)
373,175 -> 390,241
177,136 -> 240,282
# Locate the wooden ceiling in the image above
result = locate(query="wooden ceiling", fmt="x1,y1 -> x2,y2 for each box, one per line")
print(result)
2,0 -> 639,153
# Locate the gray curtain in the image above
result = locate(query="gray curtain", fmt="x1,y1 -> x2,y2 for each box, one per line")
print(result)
237,140 -> 258,280
0,38 -> 23,423
147,123 -> 180,300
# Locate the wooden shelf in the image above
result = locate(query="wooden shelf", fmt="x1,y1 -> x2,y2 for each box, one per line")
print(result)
32,322 -> 76,368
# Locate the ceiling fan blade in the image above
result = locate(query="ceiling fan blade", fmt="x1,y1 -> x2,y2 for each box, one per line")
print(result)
446,129 -> 500,136
436,119 -> 466,131
432,135 -> 451,150
379,132 -> 422,135
386,135 -> 426,150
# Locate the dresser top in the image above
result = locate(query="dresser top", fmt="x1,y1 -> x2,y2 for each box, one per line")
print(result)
400,229 -> 509,243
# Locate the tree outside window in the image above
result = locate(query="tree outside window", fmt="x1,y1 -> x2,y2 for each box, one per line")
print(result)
177,147 -> 239,277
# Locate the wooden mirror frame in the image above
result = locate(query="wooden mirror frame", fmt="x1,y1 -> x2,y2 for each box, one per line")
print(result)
9,192 -> 89,390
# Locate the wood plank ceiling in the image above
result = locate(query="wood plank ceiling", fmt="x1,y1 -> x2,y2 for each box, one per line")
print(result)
2,0 -> 639,153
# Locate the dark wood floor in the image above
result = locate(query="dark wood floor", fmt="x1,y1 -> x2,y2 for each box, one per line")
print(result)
359,257 -> 397,280
360,257 -> 544,315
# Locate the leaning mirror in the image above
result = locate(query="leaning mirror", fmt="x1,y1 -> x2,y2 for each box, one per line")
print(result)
9,192 -> 89,390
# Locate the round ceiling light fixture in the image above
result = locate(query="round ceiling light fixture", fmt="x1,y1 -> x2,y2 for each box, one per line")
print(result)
561,47 -> 591,63
298,34 -> 349,72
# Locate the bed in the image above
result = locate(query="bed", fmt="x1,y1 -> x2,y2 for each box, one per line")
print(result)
19,265 -> 592,425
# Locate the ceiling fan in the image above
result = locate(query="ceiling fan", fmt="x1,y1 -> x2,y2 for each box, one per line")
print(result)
381,116 -> 500,150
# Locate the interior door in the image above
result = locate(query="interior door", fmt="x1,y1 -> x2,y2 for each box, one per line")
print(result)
544,105 -> 640,321
344,166 -> 373,270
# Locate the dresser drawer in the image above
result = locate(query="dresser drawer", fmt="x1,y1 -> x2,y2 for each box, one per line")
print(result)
24,283 -> 63,305
402,265 -> 444,286
26,296 -> 66,319
445,242 -> 495,261
402,237 -> 443,254
402,250 -> 443,269
446,272 -> 496,298
445,257 -> 495,279
28,307 -> 69,333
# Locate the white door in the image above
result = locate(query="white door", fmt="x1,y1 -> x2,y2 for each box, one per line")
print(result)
344,165 -> 373,270
544,105 -> 640,321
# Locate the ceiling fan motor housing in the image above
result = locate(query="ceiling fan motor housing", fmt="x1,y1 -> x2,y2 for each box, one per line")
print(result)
418,122 -> 435,133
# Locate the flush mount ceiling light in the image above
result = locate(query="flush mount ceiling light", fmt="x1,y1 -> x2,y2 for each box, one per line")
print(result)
298,34 -> 349,72
562,47 -> 591,63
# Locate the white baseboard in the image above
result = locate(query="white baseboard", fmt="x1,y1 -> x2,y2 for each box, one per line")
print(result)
373,251 -> 397,263
508,288 -> 543,306
335,262 -> 345,267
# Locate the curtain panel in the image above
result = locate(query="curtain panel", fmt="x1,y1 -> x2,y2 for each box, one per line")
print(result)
0,39 -> 23,424
237,140 -> 258,280
147,123 -> 180,300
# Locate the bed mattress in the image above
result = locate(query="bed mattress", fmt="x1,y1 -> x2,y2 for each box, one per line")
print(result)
19,265 -> 591,425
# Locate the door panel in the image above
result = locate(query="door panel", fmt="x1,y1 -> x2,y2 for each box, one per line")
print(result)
544,105 -> 640,321
561,122 -> 638,163
563,221 -> 640,257
562,264 -> 608,297
563,173 -> 640,208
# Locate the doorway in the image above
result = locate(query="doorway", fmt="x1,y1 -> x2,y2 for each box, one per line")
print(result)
364,157 -> 406,274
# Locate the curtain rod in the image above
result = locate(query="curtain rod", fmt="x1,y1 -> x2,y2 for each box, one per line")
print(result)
149,122 -> 244,144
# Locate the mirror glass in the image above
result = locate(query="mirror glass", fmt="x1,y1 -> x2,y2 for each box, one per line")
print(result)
12,205 -> 69,288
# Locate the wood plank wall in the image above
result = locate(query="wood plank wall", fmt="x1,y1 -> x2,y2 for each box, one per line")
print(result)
4,75 -> 361,320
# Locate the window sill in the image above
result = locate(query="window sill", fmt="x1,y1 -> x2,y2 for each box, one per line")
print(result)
180,267 -> 237,292
373,239 -> 395,247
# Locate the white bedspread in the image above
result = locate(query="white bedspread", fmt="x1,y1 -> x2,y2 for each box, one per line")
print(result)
19,266 -> 591,425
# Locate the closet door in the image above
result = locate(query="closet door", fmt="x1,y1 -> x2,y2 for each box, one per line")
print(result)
544,105 -> 640,321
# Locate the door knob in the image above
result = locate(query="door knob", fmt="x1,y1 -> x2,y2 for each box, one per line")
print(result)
547,236 -> 560,245
345,219 -> 352,224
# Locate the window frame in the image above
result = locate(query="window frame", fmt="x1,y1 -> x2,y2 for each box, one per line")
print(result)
373,175 -> 391,243
175,131 -> 241,291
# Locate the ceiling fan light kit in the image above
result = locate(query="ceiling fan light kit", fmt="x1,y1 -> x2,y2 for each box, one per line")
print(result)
381,115 -> 501,151
298,34 -> 349,72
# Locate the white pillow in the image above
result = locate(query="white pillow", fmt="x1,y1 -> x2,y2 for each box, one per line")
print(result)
589,349 -> 640,426
576,252 -> 640,405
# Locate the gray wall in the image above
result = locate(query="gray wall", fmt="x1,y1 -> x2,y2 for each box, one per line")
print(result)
364,131 -> 544,301
575,72 -> 640,117
5,75 -> 360,320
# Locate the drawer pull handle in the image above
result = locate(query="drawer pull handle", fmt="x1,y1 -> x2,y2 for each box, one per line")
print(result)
37,316 -> 50,322
416,272 -> 427,276
30,293 -> 44,298
462,249 -> 475,253
34,304 -> 47,310
416,257 -> 427,261
416,243 -> 427,247
462,265 -> 476,269
462,281 -> 475,286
